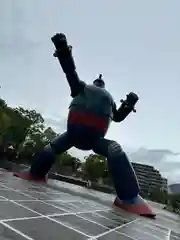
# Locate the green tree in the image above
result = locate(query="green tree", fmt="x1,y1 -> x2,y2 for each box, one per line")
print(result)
149,187 -> 168,204
16,107 -> 44,125
19,133 -> 46,163
15,107 -> 44,136
0,98 -> 53,163
59,152 -> 75,166
0,110 -> 11,144
85,154 -> 108,181
0,99 -> 11,144
43,127 -> 57,143
0,98 -> 7,108
4,108 -> 31,149
15,108 -> 45,152
169,194 -> 180,212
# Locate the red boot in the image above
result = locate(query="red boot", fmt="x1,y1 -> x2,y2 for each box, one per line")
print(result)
113,195 -> 156,219
13,170 -> 47,183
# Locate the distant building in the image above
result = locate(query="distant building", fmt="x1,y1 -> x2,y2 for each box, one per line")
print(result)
131,162 -> 167,194
161,177 -> 168,192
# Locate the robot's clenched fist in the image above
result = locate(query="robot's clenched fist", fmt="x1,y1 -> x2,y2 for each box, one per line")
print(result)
51,33 -> 72,57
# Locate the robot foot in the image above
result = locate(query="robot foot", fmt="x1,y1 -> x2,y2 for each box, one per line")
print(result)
13,169 -> 47,183
113,195 -> 156,219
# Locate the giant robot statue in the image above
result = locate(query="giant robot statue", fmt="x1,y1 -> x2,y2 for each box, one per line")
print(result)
14,33 -> 156,219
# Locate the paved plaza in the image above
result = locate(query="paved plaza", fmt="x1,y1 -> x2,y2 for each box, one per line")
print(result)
0,169 -> 179,240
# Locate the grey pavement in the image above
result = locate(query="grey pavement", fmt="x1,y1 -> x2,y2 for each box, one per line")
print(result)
0,169 -> 179,240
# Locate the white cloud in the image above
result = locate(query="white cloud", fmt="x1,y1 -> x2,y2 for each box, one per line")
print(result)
128,148 -> 180,184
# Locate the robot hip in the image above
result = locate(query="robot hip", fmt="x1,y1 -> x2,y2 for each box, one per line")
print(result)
67,111 -> 110,150
68,111 -> 109,133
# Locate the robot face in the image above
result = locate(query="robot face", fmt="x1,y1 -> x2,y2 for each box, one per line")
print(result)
93,79 -> 105,88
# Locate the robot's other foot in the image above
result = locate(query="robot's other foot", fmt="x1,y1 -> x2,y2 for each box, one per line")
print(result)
113,195 -> 156,219
13,169 -> 47,183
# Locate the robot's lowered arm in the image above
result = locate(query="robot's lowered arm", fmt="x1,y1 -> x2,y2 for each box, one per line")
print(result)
113,92 -> 139,122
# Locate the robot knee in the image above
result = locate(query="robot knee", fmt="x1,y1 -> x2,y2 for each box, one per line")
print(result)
107,141 -> 123,158
44,143 -> 56,153
44,143 -> 52,150
43,141 -> 59,157
34,147 -> 56,162
49,135 -> 63,154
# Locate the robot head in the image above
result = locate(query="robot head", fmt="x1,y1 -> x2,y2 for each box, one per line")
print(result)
93,74 -> 105,88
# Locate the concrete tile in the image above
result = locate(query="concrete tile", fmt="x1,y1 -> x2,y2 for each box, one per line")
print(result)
8,217 -> 87,240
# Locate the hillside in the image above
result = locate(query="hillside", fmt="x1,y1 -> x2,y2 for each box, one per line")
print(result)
168,183 -> 180,194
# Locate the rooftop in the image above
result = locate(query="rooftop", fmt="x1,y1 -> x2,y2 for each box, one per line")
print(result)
0,169 -> 179,240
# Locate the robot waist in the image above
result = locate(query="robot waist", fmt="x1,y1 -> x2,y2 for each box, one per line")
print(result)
68,111 -> 109,133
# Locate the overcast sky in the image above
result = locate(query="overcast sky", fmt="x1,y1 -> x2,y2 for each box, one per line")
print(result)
0,0 -> 180,183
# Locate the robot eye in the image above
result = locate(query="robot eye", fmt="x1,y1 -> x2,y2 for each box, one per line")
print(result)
94,80 -> 105,87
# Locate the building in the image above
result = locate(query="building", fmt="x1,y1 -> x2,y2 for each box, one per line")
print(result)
131,162 -> 167,194
161,177 -> 168,192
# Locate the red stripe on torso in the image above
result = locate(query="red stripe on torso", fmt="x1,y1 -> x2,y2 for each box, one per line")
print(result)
68,112 -> 109,133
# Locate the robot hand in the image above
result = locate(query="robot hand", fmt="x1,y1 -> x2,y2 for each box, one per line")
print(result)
51,33 -> 72,57
51,33 -> 75,73
120,92 -> 139,113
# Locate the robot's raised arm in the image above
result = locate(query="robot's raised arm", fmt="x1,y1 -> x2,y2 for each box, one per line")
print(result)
51,33 -> 85,97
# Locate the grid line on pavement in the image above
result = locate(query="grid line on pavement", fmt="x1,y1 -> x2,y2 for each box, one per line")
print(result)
0,221 -> 35,240
88,219 -> 139,240
0,183 -> 112,238
0,177 -> 178,240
